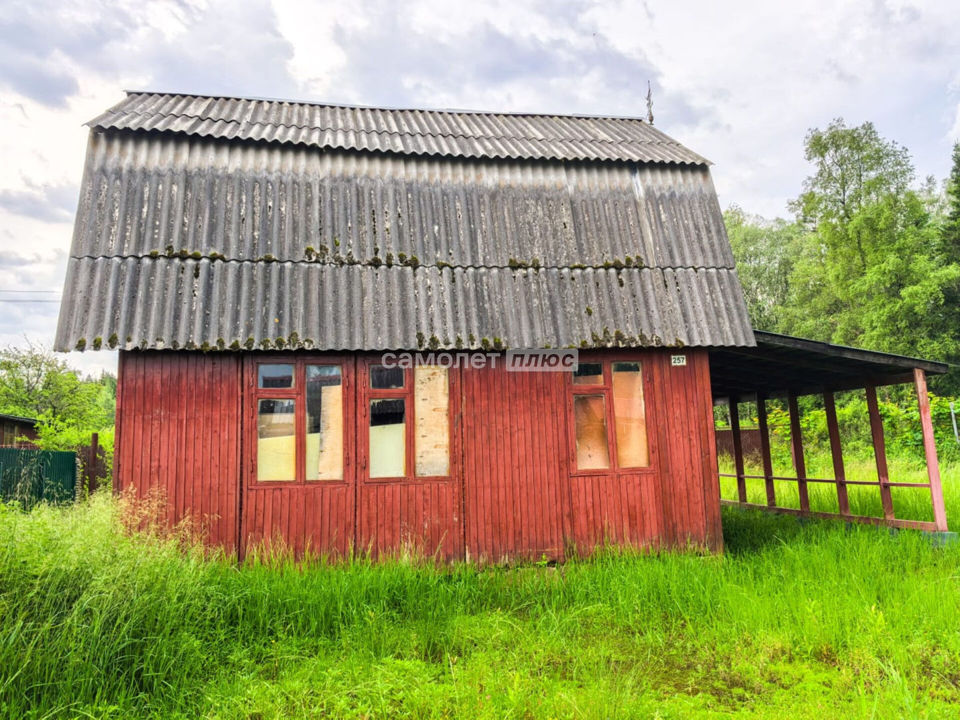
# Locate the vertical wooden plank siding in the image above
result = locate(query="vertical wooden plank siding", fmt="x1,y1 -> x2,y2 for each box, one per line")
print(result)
115,351 -> 242,551
695,351 -> 724,550
787,393 -> 810,512
913,369 -> 949,531
755,394 -> 776,507
729,397 -> 747,503
501,348 -> 718,556
461,360 -> 569,561
651,350 -> 720,551
355,358 -> 463,561
117,348 -> 724,560
241,355 -> 357,558
823,391 -> 850,515
865,384 -> 895,520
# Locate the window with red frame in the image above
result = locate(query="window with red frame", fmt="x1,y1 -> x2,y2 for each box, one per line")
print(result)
367,363 -> 450,479
570,360 -> 649,471
254,361 -> 345,482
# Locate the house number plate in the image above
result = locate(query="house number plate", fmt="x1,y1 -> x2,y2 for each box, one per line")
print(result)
671,354 -> 687,367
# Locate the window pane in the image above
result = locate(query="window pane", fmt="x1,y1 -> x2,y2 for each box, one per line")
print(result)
257,399 -> 296,481
306,365 -> 343,481
371,365 -> 404,389
613,362 -> 649,468
258,364 -> 294,389
415,367 -> 449,476
573,362 -> 603,385
370,398 -> 405,477
574,395 -> 610,470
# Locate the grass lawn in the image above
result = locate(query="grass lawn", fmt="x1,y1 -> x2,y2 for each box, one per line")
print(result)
2,459 -> 960,718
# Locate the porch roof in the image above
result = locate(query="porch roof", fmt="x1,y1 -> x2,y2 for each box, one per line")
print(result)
708,330 -> 949,398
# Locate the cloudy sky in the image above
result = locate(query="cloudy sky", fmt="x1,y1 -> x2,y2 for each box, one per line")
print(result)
1,0 -> 959,376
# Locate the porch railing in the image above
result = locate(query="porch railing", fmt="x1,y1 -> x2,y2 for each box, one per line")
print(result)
717,368 -> 948,533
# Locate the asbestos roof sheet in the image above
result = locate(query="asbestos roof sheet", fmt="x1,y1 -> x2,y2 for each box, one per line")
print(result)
56,259 -> 752,352
57,99 -> 753,353
88,91 -> 710,166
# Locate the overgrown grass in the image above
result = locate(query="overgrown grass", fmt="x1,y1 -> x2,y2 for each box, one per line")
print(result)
2,461 -> 960,718
718,452 -> 959,522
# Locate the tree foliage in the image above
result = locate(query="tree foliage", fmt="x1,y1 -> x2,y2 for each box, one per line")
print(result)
0,341 -> 115,450
723,206 -> 803,331
726,119 -> 960,393
942,142 -> 960,266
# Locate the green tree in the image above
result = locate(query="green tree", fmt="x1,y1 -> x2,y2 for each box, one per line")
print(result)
942,141 -> 960,266
0,342 -> 115,449
724,206 -> 805,330
792,119 -> 913,230
774,119 -> 960,389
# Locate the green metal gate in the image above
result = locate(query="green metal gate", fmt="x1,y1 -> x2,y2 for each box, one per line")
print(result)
0,448 -> 77,506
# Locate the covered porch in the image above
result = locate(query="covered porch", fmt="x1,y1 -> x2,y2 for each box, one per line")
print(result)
709,331 -> 951,533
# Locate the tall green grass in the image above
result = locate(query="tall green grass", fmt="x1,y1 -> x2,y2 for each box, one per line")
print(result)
2,470 -> 960,718
718,452 -> 959,523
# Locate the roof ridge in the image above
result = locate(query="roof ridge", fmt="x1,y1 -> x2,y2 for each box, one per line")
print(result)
95,107 -> 681,150
122,89 -> 657,124
86,91 -> 712,166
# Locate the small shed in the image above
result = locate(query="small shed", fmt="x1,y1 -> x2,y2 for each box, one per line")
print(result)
53,92 -> 948,559
0,413 -> 39,449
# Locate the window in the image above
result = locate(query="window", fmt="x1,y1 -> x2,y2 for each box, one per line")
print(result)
306,365 -> 344,481
254,361 -> 344,483
570,359 -> 649,471
257,398 -> 296,481
367,363 -> 450,479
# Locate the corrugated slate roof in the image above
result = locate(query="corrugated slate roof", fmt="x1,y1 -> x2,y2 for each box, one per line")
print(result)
88,91 -> 710,166
57,259 -> 751,352
56,93 -> 753,353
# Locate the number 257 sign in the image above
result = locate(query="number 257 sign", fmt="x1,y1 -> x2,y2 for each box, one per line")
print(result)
671,354 -> 687,367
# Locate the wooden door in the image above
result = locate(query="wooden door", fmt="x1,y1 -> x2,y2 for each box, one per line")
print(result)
356,357 -> 463,560
241,355 -> 357,557
566,351 -> 664,551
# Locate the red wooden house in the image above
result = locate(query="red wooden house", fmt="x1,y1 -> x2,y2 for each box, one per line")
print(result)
55,92 -> 949,560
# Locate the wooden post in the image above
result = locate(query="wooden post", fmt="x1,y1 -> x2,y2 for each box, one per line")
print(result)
787,393 -> 810,512
729,396 -> 747,503
914,369 -> 948,532
89,432 -> 99,494
865,384 -> 894,520
756,394 -> 776,507
823,392 -> 849,515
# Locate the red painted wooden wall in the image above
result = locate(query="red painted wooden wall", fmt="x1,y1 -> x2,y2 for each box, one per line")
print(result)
116,348 -> 722,559
239,355 -> 357,558
461,362 -> 571,561
115,352 -> 242,550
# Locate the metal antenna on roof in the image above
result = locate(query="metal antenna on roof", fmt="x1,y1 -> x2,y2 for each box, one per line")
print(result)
646,81 -> 654,125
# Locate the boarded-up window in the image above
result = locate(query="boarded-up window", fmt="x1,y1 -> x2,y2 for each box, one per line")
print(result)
415,366 -> 449,476
370,398 -> 406,477
306,365 -> 343,481
257,399 -> 296,481
612,362 -> 649,468
574,395 -> 611,470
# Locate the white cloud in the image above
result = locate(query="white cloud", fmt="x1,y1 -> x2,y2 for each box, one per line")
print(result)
950,102 -> 960,144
